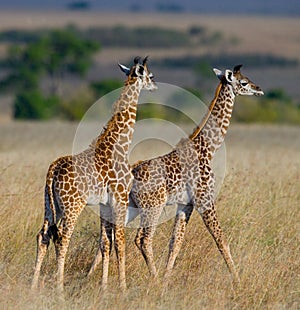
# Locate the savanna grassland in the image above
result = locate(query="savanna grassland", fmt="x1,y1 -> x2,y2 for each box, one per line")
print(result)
0,121 -> 299,309
0,10 -> 299,310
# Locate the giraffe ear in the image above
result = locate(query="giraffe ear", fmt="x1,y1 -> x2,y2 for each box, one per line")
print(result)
213,68 -> 224,80
118,63 -> 130,76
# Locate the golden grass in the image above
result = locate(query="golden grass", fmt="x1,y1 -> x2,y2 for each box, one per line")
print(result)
0,121 -> 299,309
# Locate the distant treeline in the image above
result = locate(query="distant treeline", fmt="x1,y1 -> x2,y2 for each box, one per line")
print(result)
0,25 -> 299,123
0,24 -> 231,48
0,25 -> 297,70
139,88 -> 300,124
154,54 -> 298,69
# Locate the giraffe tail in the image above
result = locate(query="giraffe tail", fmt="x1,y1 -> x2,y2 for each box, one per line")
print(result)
44,160 -> 60,240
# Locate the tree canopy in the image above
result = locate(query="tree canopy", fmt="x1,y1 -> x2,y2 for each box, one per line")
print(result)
0,28 -> 100,119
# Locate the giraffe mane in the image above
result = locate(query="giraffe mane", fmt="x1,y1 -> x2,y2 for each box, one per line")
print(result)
88,113 -> 119,150
189,82 -> 223,140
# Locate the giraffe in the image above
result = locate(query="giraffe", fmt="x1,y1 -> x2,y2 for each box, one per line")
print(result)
31,56 -> 157,292
133,64 -> 263,281
89,64 -> 264,283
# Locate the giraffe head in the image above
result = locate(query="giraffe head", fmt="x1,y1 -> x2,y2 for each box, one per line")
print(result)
118,56 -> 157,91
213,65 -> 264,96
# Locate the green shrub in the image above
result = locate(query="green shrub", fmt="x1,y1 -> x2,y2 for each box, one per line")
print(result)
137,103 -> 195,124
13,89 -> 59,120
1,26 -> 100,121
91,79 -> 123,99
58,87 -> 96,121
233,92 -> 300,124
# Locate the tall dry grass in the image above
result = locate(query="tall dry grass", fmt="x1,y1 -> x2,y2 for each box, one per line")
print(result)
0,122 -> 299,309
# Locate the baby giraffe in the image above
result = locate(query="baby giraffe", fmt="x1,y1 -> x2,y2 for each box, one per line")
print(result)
89,65 -> 263,284
132,65 -> 263,282
32,56 -> 157,292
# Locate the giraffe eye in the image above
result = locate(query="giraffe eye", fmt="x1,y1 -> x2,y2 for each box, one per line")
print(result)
240,80 -> 248,87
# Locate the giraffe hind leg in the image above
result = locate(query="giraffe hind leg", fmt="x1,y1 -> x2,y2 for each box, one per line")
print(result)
135,206 -> 164,277
99,218 -> 113,290
139,226 -> 158,277
54,216 -> 80,292
165,203 -> 193,279
31,220 -> 51,290
134,227 -> 143,251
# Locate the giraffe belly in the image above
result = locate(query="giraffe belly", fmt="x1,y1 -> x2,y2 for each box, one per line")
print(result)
167,188 -> 191,206
86,188 -> 108,205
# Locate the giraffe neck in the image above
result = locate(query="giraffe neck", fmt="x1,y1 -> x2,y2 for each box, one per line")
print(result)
92,82 -> 141,156
190,82 -> 235,155
112,82 -> 140,115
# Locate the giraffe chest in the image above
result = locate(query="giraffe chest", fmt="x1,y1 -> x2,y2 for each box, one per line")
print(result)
78,169 -> 109,205
85,166 -> 133,206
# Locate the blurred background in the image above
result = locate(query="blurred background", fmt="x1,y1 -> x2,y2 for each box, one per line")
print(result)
0,0 -> 299,124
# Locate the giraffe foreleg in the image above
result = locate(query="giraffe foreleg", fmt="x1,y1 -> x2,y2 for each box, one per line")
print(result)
87,203 -> 112,278
200,207 -> 239,283
99,217 -> 113,291
110,188 -> 128,291
165,203 -> 193,279
87,246 -> 102,277
113,223 -> 126,291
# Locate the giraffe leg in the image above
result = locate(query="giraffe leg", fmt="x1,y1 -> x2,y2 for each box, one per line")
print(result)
113,223 -> 126,291
87,246 -> 102,277
87,203 -> 111,278
108,183 -> 129,292
88,202 -> 139,278
99,217 -> 113,291
134,227 -> 143,251
54,215 -> 80,292
31,220 -> 51,290
54,229 -> 69,292
135,206 -> 163,277
165,204 -> 193,279
139,226 -> 158,277
200,207 -> 239,283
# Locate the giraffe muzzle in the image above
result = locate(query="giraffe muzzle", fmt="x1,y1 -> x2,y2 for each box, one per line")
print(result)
254,87 -> 264,96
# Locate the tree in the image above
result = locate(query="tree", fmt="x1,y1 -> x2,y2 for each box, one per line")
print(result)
42,29 -> 100,96
0,27 -> 100,119
91,79 -> 123,99
14,89 -> 59,119
67,1 -> 91,11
